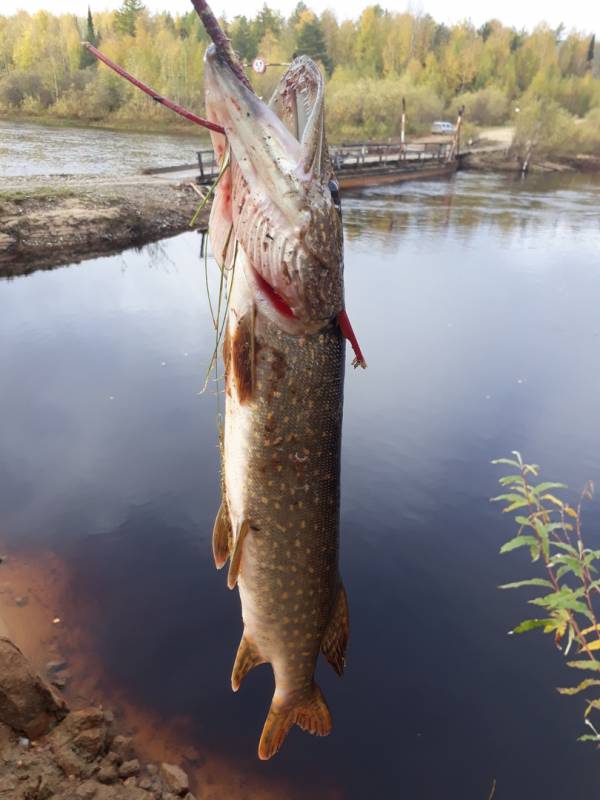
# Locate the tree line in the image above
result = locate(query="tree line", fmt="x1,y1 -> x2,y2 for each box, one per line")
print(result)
0,2 -> 599,152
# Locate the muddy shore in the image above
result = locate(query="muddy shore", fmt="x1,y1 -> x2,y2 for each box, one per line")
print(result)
0,175 -> 208,278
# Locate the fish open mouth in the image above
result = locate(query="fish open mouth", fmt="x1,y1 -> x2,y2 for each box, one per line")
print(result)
205,46 -> 344,334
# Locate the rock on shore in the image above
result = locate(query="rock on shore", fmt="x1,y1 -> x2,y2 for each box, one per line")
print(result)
0,636 -> 195,800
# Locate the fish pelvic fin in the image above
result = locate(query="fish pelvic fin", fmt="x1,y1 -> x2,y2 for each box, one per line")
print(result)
227,519 -> 250,590
231,311 -> 255,405
231,633 -> 265,692
258,683 -> 332,760
321,581 -> 349,676
212,501 -> 231,570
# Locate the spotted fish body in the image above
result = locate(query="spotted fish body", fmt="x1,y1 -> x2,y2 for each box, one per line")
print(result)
205,46 -> 349,760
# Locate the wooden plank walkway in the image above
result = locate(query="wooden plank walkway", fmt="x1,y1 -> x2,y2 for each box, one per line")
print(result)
143,139 -> 479,189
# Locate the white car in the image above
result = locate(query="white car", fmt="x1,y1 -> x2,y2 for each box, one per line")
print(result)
431,121 -> 455,135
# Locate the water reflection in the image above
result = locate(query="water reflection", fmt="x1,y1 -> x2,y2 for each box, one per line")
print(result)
1,173 -> 600,798
343,171 -> 600,248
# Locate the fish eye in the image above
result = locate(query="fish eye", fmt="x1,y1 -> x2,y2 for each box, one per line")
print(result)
328,179 -> 341,210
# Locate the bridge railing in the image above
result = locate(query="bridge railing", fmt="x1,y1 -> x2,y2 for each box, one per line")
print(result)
330,141 -> 452,170
195,140 -> 453,183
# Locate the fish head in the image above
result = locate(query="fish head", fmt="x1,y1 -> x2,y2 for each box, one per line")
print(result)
205,46 -> 343,335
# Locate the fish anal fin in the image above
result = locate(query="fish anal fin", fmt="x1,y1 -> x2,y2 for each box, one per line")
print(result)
231,634 -> 265,692
227,519 -> 250,590
321,582 -> 349,676
212,502 -> 231,570
258,684 -> 332,761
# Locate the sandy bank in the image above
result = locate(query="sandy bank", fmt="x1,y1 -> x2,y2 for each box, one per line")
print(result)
0,174 -> 208,278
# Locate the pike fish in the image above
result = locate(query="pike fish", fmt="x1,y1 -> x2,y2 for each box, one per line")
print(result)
205,45 -> 350,760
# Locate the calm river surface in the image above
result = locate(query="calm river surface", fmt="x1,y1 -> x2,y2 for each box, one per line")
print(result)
2,170 -> 600,798
0,119 -> 208,175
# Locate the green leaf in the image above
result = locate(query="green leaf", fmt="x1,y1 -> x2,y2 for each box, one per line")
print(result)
532,482 -> 567,495
566,660 -> 600,672
529,589 -> 593,620
499,579 -> 553,590
553,541 -> 579,556
515,515 -> 534,527
499,475 -> 525,486
545,522 -> 573,534
554,556 -> 585,580
500,535 -> 538,554
491,493 -> 527,504
510,618 -> 552,634
505,498 -> 531,512
577,735 -> 600,742
557,679 -> 600,695
491,458 -> 520,467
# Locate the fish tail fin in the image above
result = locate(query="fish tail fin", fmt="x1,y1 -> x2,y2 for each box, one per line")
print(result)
258,684 -> 332,760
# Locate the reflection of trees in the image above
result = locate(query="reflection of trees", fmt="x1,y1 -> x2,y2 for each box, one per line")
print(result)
342,172 -> 600,250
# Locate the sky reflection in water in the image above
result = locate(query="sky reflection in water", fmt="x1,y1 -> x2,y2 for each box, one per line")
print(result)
1,172 -> 600,798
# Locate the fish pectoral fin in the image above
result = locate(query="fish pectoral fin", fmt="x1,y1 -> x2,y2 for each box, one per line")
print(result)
321,581 -> 349,676
212,502 -> 231,570
258,684 -> 332,761
231,633 -> 265,692
227,519 -> 250,590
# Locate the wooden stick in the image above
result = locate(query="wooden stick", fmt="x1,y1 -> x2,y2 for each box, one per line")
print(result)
189,0 -> 254,92
82,41 -> 225,135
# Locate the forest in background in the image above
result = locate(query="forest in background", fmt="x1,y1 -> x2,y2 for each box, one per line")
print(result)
1,1 -> 599,154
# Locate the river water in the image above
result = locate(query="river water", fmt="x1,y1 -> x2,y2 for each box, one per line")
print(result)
0,119 -> 209,175
2,169 -> 600,798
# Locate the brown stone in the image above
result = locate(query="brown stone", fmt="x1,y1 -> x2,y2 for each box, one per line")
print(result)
0,638 -> 68,738
118,759 -> 140,779
49,708 -> 110,764
159,763 -> 189,796
110,735 -> 135,762
97,764 -> 119,784
75,780 -> 100,799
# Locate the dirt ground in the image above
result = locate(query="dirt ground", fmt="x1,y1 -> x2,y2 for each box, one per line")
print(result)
0,174 -> 208,277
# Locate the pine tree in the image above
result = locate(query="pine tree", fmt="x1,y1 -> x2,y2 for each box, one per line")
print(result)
231,16 -> 259,63
587,34 -> 596,69
114,0 -> 145,37
296,17 -> 332,75
80,7 -> 99,68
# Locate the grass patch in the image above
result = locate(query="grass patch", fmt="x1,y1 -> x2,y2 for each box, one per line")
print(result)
0,187 -> 78,204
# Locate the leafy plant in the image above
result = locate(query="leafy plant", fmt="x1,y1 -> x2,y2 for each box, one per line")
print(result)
492,451 -> 600,743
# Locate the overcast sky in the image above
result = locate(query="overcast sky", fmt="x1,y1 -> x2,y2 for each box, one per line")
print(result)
2,0 -> 598,35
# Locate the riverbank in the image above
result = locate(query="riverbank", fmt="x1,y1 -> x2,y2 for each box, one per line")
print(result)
462,148 -> 600,173
0,547 -> 300,800
0,551 -> 198,800
0,175 -> 208,277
